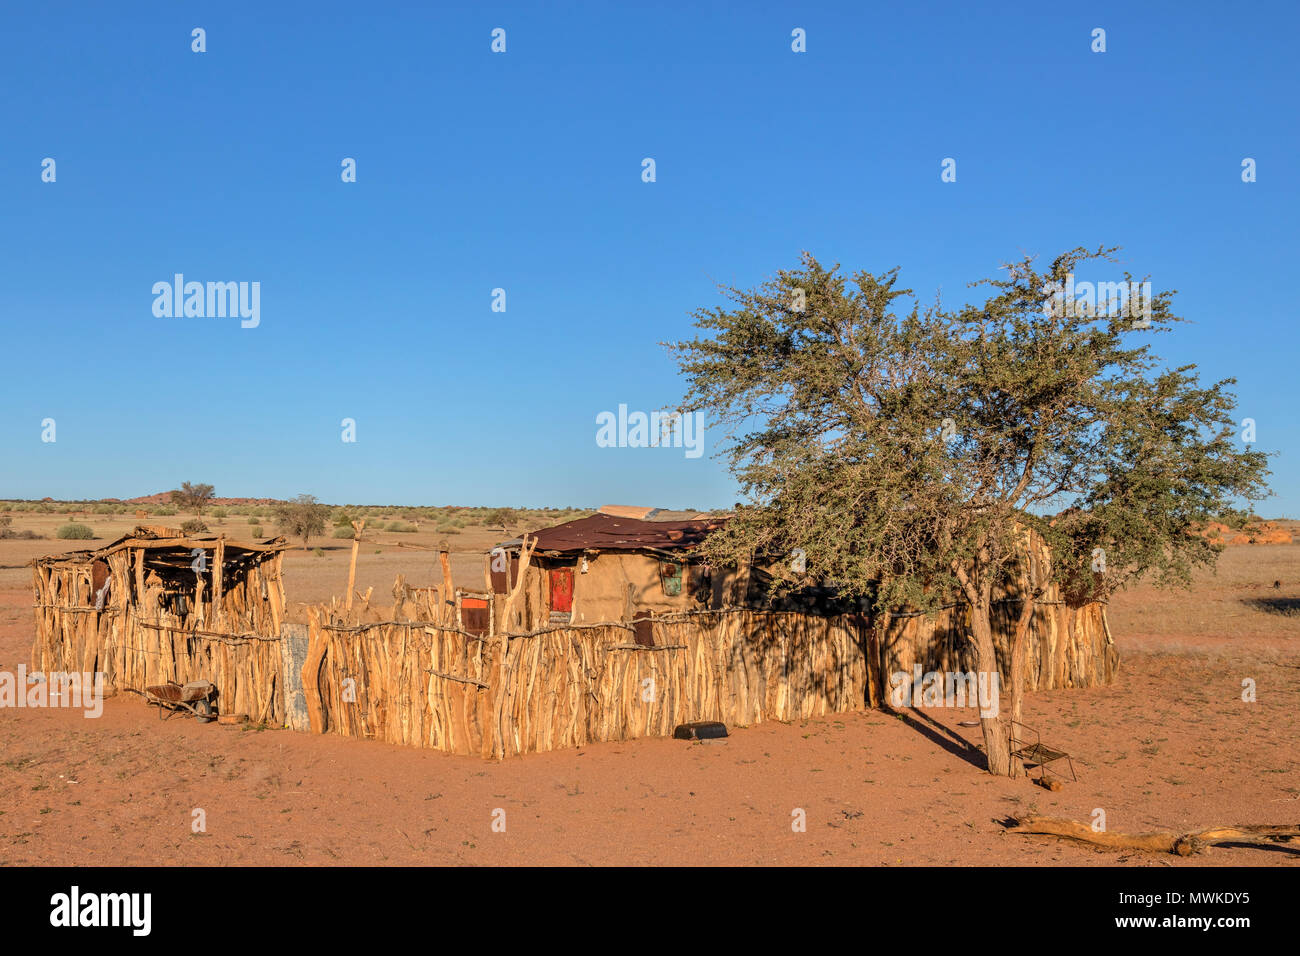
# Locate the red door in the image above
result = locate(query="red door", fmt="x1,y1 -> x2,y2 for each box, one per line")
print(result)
549,568 -> 574,616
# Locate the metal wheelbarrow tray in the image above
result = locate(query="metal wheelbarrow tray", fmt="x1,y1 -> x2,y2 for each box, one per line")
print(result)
142,680 -> 217,722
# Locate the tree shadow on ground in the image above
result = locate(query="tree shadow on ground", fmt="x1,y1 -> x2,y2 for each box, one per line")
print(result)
883,704 -> 989,772
1241,596 -> 1300,616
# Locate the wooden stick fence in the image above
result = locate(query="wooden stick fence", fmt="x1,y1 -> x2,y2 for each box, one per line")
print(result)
31,532 -> 1115,759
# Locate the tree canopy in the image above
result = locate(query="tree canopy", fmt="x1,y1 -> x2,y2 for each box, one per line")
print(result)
275,494 -> 329,548
170,482 -> 215,515
668,246 -> 1270,774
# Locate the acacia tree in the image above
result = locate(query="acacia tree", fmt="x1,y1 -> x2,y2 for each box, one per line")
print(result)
275,494 -> 329,549
668,247 -> 1269,776
171,481 -> 215,514
483,508 -> 516,534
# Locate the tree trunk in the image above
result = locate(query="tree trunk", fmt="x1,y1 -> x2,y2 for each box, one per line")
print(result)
970,598 -> 1022,777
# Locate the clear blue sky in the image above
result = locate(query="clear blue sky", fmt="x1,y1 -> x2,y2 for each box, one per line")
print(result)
2,1 -> 1295,513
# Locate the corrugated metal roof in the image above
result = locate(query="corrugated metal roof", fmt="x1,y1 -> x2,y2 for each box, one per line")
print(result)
506,513 -> 726,556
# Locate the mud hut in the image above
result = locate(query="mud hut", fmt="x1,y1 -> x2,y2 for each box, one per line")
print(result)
486,513 -> 732,633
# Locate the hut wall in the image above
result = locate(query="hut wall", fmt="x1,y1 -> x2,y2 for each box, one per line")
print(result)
567,553 -> 699,623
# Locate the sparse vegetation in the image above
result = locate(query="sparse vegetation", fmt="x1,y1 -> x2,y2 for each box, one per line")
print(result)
56,523 -> 95,540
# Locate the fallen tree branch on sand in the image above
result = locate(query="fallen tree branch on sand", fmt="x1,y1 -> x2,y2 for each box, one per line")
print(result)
1005,815 -> 1300,856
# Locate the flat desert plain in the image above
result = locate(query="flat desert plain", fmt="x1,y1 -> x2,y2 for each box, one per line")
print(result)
1,510 -> 1297,866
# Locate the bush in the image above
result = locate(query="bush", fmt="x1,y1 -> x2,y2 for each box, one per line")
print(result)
56,523 -> 95,540
332,526 -> 357,539
247,515 -> 260,524
155,506 -> 177,516
274,494 -> 329,547
386,521 -> 417,533
180,519 -> 209,534
210,508 -> 228,519
250,525 -> 264,538
312,548 -> 324,557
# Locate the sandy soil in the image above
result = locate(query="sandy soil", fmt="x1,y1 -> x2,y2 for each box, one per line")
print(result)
1,515 -> 1297,866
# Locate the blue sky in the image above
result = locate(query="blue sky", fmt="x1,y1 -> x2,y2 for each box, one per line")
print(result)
1,1 -> 1295,513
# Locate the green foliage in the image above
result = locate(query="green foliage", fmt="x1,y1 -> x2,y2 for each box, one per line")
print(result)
250,525 -> 264,538
180,519 -> 209,535
171,481 -> 215,514
668,246 -> 1271,611
333,526 -> 357,538
154,506 -> 177,516
56,523 -> 95,540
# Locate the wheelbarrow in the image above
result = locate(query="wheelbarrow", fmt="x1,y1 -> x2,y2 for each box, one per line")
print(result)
142,680 -> 217,723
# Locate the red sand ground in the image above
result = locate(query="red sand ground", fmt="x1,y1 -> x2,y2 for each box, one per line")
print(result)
2,541 -> 1297,866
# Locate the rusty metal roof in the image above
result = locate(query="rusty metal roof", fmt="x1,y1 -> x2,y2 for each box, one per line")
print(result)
506,513 -> 727,556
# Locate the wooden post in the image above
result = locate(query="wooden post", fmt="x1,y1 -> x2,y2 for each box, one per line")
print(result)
212,537 -> 225,626
345,519 -> 365,612
438,542 -> 455,626
492,535 -> 536,759
269,554 -> 284,636
133,547 -> 145,609
194,565 -> 206,627
302,607 -> 327,734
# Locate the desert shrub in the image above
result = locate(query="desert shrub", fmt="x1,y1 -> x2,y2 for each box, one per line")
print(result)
155,505 -> 177,516
247,515 -> 260,524
180,519 -> 209,534
274,494 -> 328,547
210,507 -> 228,519
386,521 -> 417,533
250,525 -> 264,537
56,523 -> 95,540
0,517 -> 37,540
333,526 -> 356,538
312,548 -> 324,557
